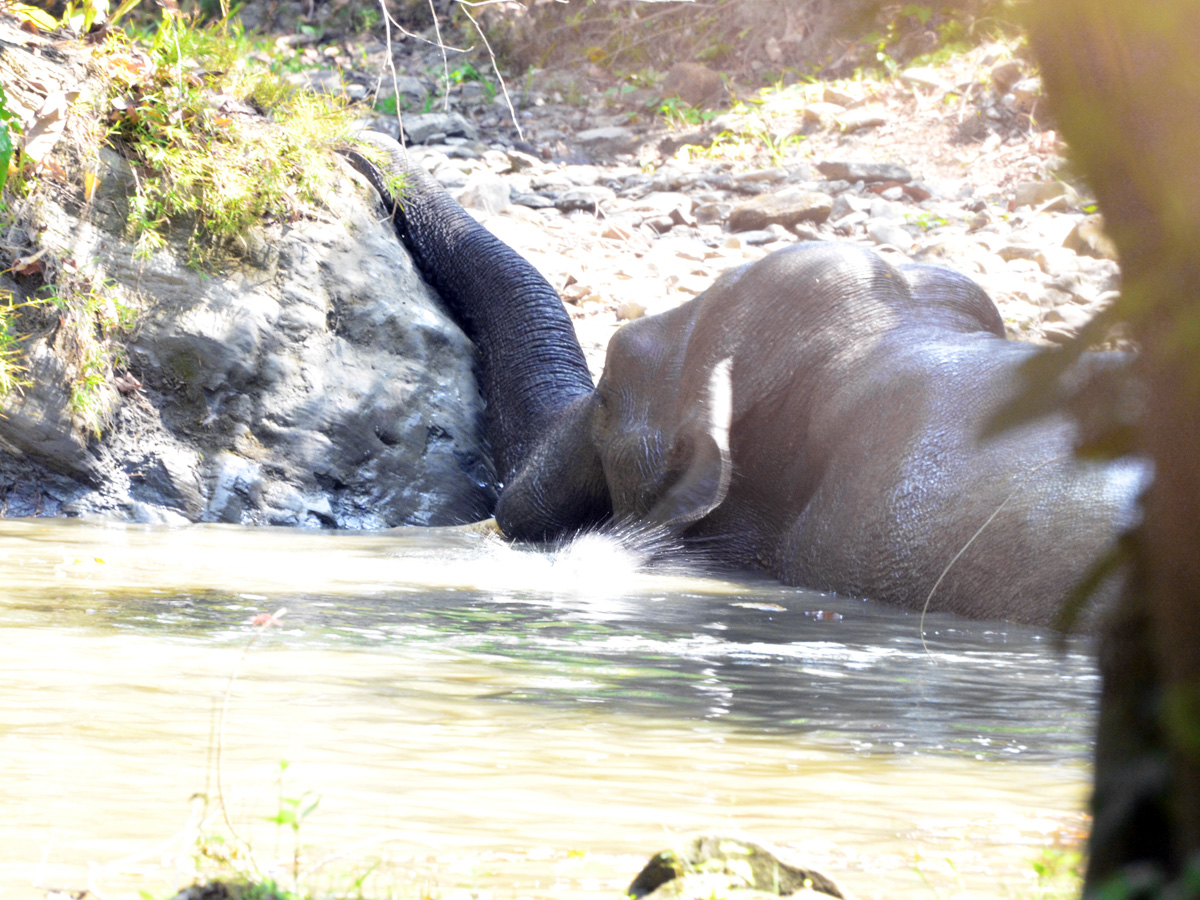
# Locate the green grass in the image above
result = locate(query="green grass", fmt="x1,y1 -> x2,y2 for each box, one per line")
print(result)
101,14 -> 358,266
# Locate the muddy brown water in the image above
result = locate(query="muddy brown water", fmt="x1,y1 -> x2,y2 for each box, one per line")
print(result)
0,519 -> 1093,899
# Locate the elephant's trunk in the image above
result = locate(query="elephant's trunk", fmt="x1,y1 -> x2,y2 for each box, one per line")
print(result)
342,133 -> 595,487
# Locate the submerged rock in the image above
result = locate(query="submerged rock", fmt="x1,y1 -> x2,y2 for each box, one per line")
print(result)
628,835 -> 844,900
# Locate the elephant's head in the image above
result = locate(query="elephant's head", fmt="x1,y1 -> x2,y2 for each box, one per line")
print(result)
345,133 -> 1141,626
343,133 -> 737,544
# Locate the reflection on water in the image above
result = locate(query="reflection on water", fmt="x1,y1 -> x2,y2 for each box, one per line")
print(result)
0,519 -> 1093,900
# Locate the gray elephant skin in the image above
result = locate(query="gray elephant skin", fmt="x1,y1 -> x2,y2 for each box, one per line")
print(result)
345,135 -> 1143,627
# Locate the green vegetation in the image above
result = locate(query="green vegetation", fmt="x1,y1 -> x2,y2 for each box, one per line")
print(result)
0,290 -> 30,397
656,96 -> 716,128
40,273 -> 135,435
101,16 -> 355,265
0,83 -> 20,200
0,3 -> 364,417
1031,843 -> 1085,896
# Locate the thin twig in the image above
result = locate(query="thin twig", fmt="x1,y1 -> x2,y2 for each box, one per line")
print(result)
375,0 -> 407,148
427,0 -> 452,112
454,0 -> 524,141
216,607 -> 287,871
919,455 -> 1071,656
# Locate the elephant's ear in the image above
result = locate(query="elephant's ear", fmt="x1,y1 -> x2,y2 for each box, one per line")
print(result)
645,358 -> 734,531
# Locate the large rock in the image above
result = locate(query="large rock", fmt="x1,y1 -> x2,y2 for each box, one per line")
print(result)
575,125 -> 639,156
729,188 -> 833,232
662,63 -> 726,107
627,836 -> 843,900
402,111 -> 478,144
817,160 -> 913,184
0,146 -> 497,528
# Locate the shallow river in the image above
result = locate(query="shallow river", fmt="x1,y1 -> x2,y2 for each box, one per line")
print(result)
0,518 -> 1094,900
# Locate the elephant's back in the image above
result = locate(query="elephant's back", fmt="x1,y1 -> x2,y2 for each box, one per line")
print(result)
769,335 -> 1139,626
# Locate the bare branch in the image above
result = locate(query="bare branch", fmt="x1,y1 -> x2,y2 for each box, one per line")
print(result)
454,0 -> 525,141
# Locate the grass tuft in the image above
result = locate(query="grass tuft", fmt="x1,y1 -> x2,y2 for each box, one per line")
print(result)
99,14 -> 358,266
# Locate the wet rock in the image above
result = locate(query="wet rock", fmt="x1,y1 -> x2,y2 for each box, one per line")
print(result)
127,447 -> 205,519
1064,214 -> 1119,260
817,161 -> 913,184
662,62 -> 725,107
627,836 -> 843,900
728,188 -> 833,232
1,144 -> 497,528
0,339 -> 100,484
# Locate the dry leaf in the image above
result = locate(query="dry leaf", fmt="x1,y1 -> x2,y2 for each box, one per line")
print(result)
22,91 -> 79,165
11,254 -> 45,277
106,53 -> 149,81
38,158 -> 67,181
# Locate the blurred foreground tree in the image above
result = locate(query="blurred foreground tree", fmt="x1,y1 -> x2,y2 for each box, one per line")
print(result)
1024,1 -> 1200,894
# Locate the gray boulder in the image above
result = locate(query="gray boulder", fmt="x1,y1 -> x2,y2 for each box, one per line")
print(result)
0,148 -> 496,528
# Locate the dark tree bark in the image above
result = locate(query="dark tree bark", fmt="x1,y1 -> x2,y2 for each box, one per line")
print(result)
1024,1 -> 1200,891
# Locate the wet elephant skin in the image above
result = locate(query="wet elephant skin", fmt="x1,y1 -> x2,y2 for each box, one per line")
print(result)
344,134 -> 1144,627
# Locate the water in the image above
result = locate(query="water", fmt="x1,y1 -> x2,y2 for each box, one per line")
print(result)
0,518 -> 1095,899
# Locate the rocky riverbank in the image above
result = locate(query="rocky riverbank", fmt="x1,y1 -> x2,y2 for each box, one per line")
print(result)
0,6 -> 1121,528
326,19 -> 1122,377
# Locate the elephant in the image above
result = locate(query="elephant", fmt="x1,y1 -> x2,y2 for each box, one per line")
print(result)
344,134 -> 1145,627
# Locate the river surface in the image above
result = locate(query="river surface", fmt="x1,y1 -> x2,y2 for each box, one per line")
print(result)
0,518 -> 1094,900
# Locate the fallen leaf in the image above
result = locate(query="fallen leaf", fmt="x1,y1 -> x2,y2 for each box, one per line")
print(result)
12,3 -> 57,32
114,372 -> 142,393
11,253 -> 45,277
804,609 -> 844,621
22,91 -> 79,165
105,52 -> 149,82
37,158 -> 67,181
83,169 -> 99,202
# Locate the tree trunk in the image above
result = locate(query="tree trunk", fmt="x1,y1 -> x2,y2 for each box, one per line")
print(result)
1025,1 -> 1200,889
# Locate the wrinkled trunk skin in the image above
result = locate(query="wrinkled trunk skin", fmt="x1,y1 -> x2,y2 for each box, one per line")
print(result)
1028,1 -> 1200,889
343,136 -> 596,490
